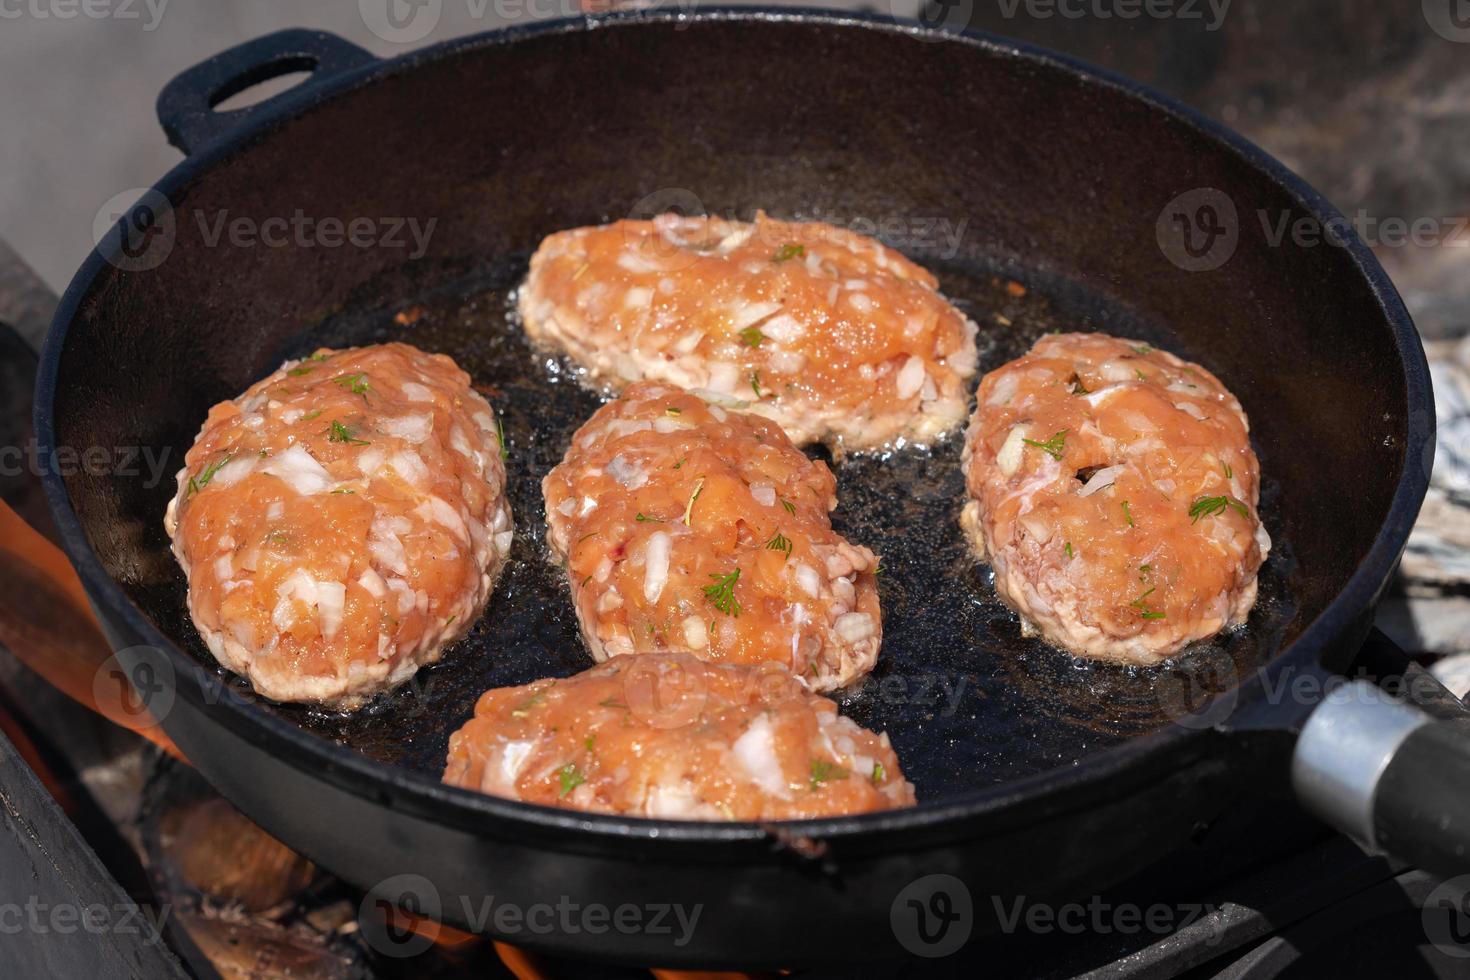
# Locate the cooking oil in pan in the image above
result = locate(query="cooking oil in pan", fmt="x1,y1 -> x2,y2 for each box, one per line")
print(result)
166,254 -> 1297,802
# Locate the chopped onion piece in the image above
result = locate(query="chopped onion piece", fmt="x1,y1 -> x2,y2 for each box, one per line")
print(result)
643,531 -> 671,603
1078,464 -> 1125,497
996,426 -> 1028,477
731,301 -> 782,331
731,713 -> 790,798
262,445 -> 332,496
834,612 -> 876,643
380,414 -> 433,443
1174,401 -> 1209,421
895,355 -> 926,399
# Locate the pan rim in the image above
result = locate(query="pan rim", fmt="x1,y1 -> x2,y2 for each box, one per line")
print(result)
34,7 -> 1433,849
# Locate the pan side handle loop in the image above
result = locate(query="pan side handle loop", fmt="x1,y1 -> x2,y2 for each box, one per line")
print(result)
156,29 -> 379,157
1291,666 -> 1470,877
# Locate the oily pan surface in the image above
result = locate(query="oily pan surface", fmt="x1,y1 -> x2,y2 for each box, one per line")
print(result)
134,250 -> 1297,805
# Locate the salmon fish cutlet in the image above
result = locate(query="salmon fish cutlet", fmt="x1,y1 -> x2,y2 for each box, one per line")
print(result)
165,343 -> 513,708
518,211 -> 979,452
544,382 -> 882,692
961,332 -> 1270,665
443,652 -> 915,819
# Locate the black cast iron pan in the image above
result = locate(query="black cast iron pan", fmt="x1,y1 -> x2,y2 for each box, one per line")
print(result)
33,9 -> 1447,967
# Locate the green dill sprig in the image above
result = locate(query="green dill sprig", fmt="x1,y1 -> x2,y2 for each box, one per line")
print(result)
1131,586 -> 1166,620
332,373 -> 370,397
702,568 -> 742,617
682,477 -> 705,526
1189,495 -> 1248,523
1022,430 -> 1067,461
765,531 -> 792,558
328,420 -> 369,445
739,326 -> 765,347
809,758 -> 849,790
511,692 -> 546,718
772,243 -> 805,263
186,453 -> 233,497
556,763 -> 585,798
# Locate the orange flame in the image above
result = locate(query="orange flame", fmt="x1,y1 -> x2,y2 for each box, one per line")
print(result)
0,502 -> 182,760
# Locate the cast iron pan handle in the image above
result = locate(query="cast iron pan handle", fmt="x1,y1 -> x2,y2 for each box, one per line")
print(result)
156,29 -> 378,156
1292,634 -> 1470,877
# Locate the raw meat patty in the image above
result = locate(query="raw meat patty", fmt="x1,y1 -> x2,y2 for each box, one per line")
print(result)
164,343 -> 512,708
518,211 -> 978,452
960,333 -> 1270,665
543,382 -> 881,692
443,652 -> 915,819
